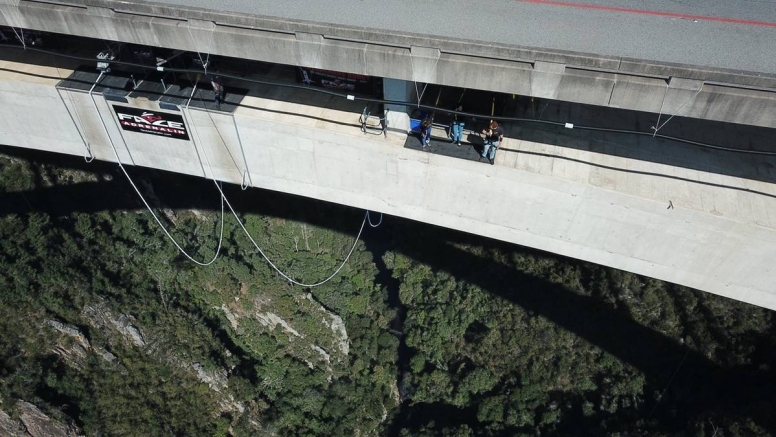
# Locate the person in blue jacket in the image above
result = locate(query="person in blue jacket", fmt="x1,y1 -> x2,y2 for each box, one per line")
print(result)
421,113 -> 434,149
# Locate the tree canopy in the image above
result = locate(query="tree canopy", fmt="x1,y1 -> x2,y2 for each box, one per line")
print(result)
0,147 -> 774,436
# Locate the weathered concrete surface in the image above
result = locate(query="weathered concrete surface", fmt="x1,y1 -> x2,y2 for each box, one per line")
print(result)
1,59 -> 775,312
2,0 -> 776,129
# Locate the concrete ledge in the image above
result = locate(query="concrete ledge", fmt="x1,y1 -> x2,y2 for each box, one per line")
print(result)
3,0 -> 776,130
687,84 -> 776,128
609,75 -> 667,112
531,61 -> 565,100
16,0 -> 775,88
557,68 -> 616,107
437,53 -> 532,96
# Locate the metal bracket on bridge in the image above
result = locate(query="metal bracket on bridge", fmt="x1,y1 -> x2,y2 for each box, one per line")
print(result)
360,106 -> 389,137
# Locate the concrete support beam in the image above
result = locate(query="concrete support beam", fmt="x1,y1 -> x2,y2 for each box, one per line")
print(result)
531,61 -> 565,100
688,84 -> 776,128
436,53 -> 532,96
294,32 -> 324,68
661,78 -> 704,116
383,78 -> 412,134
211,26 -> 296,67
364,45 -> 412,81
409,46 -> 440,84
185,19 -> 217,63
609,75 -> 667,113
557,68 -> 616,107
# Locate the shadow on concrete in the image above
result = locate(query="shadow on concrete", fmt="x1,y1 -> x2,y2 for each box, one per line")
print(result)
402,131 -> 491,163
507,96 -> 776,186
2,145 -> 775,435
398,91 -> 776,188
399,136 -> 776,202
498,147 -> 776,200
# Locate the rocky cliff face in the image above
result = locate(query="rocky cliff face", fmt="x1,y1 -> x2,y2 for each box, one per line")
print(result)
0,402 -> 82,437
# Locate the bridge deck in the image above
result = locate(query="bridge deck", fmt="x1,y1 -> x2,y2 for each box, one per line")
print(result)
139,0 -> 776,75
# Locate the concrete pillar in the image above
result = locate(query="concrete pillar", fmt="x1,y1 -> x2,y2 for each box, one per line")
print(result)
409,46 -> 440,84
295,32 -> 324,68
383,77 -> 413,134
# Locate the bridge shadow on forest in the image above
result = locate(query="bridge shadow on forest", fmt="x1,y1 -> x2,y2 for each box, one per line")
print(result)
1,146 -> 775,435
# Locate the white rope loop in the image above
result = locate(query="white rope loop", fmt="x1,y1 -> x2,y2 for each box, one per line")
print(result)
367,211 -> 382,228
84,69 -> 374,287
88,80 -> 225,266
185,102 -> 369,288
652,84 -> 704,137
186,22 -> 216,75
409,49 -> 441,108
240,170 -> 250,191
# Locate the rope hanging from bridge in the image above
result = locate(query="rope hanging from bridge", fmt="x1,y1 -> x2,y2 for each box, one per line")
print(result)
46,48 -> 95,163
651,83 -> 705,137
183,83 -> 378,288
186,22 -> 215,75
367,211 -> 383,228
409,48 -> 440,108
88,73 -> 227,266
10,27 -> 25,50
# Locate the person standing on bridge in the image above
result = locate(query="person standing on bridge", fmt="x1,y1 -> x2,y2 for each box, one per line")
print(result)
211,77 -> 225,108
480,121 -> 503,165
450,105 -> 465,146
421,113 -> 434,150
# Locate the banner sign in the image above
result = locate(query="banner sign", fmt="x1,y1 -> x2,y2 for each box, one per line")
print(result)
297,68 -> 374,94
113,105 -> 190,141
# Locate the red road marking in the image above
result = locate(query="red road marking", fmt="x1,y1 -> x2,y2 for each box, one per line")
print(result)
520,0 -> 776,28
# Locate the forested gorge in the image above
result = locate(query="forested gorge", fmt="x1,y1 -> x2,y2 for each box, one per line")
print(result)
0,147 -> 774,437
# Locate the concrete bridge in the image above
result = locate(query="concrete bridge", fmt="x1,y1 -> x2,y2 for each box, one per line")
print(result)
1,45 -> 775,311
0,1 -> 775,311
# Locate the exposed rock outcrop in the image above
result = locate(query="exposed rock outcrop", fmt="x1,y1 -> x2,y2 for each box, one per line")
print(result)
0,409 -> 26,437
16,401 -> 82,437
82,303 -> 145,347
256,312 -> 301,339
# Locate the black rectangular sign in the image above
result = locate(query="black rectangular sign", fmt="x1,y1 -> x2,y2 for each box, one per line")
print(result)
297,68 -> 375,94
112,105 -> 190,141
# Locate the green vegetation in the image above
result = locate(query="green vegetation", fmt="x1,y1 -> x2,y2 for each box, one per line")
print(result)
0,148 -> 774,436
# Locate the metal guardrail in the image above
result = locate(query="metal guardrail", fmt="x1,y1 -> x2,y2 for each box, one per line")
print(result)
360,106 -> 388,136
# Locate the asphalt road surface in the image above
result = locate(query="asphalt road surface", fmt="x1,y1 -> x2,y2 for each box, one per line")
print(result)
139,0 -> 776,75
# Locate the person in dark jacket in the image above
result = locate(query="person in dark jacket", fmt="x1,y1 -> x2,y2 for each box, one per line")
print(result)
481,120 -> 503,165
211,77 -> 225,108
